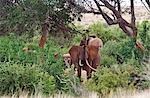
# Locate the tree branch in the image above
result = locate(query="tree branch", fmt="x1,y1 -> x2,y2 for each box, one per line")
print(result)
93,0 -> 137,37
130,0 -> 137,37
117,0 -> 121,14
145,0 -> 150,8
99,0 -> 122,18
94,0 -> 118,25
141,0 -> 150,13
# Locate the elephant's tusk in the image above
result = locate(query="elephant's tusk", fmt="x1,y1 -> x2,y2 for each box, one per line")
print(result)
79,60 -> 83,66
85,59 -> 97,71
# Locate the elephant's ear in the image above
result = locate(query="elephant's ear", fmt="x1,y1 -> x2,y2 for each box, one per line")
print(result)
87,45 -> 99,59
69,45 -> 79,56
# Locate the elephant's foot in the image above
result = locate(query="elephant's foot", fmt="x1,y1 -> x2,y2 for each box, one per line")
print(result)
79,78 -> 83,82
87,71 -> 92,79
87,75 -> 91,79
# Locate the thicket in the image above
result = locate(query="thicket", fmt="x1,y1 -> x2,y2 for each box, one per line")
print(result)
85,21 -> 150,96
0,34 -> 80,95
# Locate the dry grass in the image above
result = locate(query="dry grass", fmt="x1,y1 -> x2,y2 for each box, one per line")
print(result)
1,89 -> 150,98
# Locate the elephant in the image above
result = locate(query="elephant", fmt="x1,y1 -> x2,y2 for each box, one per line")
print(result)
69,45 -> 87,80
79,36 -> 103,78
69,44 -> 100,81
80,36 -> 103,67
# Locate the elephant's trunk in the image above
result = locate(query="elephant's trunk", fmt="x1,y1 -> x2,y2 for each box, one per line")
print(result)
85,59 -> 97,71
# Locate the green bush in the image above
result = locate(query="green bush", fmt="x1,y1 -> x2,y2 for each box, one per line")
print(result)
100,54 -> 117,67
88,22 -> 126,43
85,65 -> 129,95
0,63 -> 56,94
138,21 -> 150,62
0,34 -> 80,95
101,38 -> 144,66
86,21 -> 150,96
85,64 -> 149,95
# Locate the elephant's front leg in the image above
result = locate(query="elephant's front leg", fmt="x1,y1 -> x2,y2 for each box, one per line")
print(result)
92,54 -> 100,70
77,66 -> 82,81
86,60 -> 92,79
86,68 -> 92,79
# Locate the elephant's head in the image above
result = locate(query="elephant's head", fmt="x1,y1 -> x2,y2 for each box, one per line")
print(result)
69,45 -> 88,66
80,38 -> 87,46
78,45 -> 89,66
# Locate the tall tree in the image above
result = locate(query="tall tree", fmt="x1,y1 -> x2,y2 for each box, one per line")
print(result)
73,0 -> 149,50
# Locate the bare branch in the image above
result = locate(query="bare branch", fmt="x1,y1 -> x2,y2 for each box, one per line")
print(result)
130,0 -> 137,37
92,0 -> 138,37
131,0 -> 135,25
141,0 -> 150,13
145,0 -> 150,8
99,0 -> 122,18
94,0 -> 118,25
117,0 -> 121,14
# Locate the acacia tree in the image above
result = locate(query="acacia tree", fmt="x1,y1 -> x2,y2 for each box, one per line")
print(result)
71,0 -> 150,50
1,0 -> 150,49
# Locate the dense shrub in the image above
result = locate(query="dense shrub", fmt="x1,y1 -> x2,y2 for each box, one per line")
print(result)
88,22 -> 126,43
85,64 -> 149,95
0,34 -> 80,95
100,38 -> 145,67
0,63 -> 56,94
138,21 -> 150,62
100,54 -> 117,67
85,21 -> 150,95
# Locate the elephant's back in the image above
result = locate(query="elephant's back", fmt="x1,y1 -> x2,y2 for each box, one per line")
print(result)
69,45 -> 80,58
